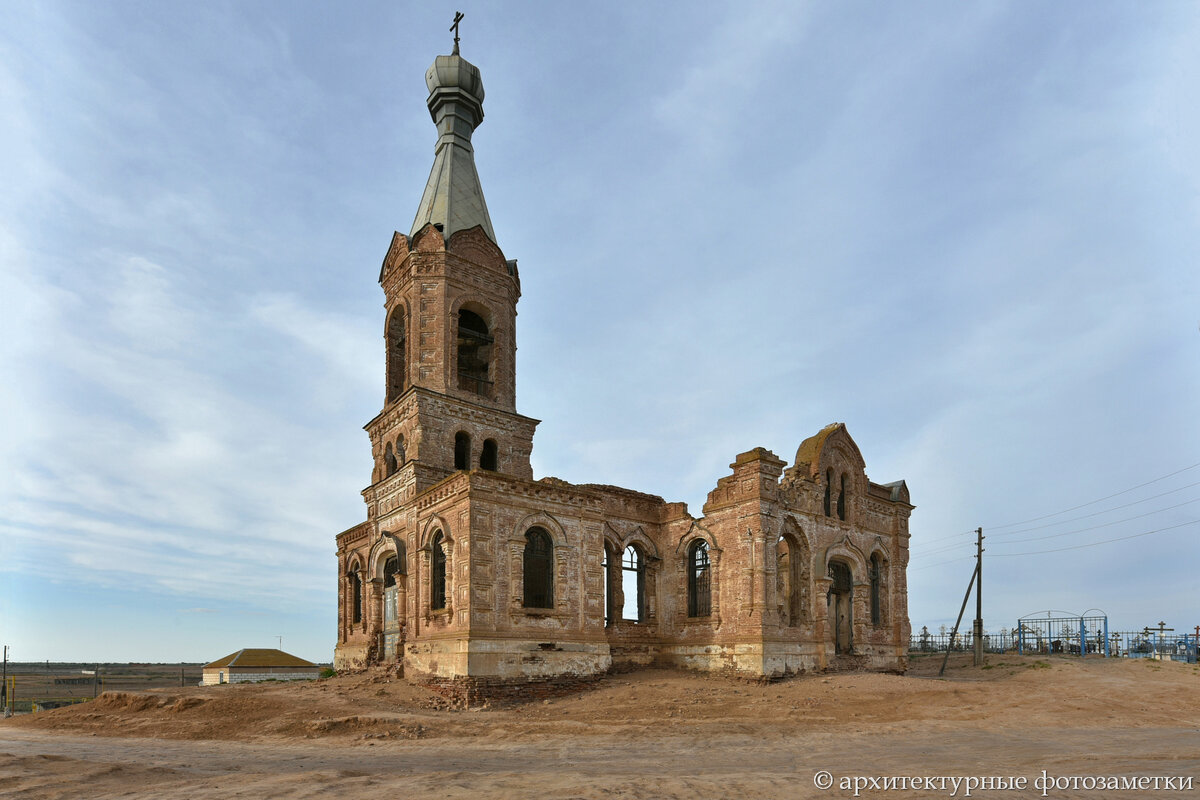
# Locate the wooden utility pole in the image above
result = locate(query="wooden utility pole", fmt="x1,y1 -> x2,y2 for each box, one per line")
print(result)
973,528 -> 984,666
939,562 -> 979,677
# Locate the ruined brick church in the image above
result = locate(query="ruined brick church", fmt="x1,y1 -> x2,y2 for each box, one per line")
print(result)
334,39 -> 914,693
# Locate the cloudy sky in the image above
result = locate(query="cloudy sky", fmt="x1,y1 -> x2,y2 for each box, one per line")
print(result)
2,2 -> 1198,663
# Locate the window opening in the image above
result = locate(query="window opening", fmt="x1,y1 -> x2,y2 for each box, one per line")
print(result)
383,556 -> 399,588
870,554 -> 882,626
349,568 -> 363,624
777,535 -> 793,626
480,439 -> 498,471
837,474 -> 847,520
621,544 -> 645,622
386,309 -> 407,403
602,546 -> 615,626
523,527 -> 554,608
384,442 -> 397,477
396,435 -> 406,467
454,432 -> 471,471
457,308 -> 493,397
824,469 -> 833,517
687,540 -> 711,617
430,533 -> 446,610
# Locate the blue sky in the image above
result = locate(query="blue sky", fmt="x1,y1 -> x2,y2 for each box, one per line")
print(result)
2,2 -> 1198,663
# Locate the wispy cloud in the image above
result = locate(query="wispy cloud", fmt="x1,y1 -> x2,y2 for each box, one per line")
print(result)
2,2 -> 1198,661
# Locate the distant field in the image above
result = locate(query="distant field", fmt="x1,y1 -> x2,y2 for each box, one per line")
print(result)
3,663 -> 204,712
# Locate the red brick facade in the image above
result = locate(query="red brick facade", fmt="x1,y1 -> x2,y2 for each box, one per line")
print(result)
333,46 -> 914,692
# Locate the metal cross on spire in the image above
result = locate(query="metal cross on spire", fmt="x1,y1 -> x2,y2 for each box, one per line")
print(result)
451,11 -> 464,55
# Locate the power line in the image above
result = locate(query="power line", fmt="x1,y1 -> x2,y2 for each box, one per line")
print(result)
988,518 -> 1200,557
984,461 -> 1200,531
912,461 -> 1200,553
911,539 -> 980,559
987,481 -> 1200,539
910,529 -> 975,549
909,553 -> 975,572
994,496 -> 1200,545
915,511 -> 1199,569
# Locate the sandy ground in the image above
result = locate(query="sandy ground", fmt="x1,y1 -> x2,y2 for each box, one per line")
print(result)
1,654 -> 1198,799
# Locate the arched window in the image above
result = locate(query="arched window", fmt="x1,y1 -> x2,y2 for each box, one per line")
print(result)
777,526 -> 810,627
480,438 -> 498,471
457,307 -> 493,397
383,555 -> 399,588
430,532 -> 447,611
523,527 -> 554,608
602,545 -> 616,626
824,469 -> 833,517
349,566 -> 363,624
396,435 -> 406,467
454,432 -> 471,471
837,473 -> 847,521
777,535 -> 794,626
386,308 -> 407,403
384,442 -> 397,477
870,553 -> 883,626
621,544 -> 645,622
687,539 -> 711,618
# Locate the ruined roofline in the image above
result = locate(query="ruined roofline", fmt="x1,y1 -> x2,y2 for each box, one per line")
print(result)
573,482 -> 667,505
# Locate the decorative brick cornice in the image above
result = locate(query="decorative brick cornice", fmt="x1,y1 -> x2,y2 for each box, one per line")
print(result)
413,472 -> 471,512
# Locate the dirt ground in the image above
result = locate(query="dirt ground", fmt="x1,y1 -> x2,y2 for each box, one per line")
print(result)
2,654 -> 1198,799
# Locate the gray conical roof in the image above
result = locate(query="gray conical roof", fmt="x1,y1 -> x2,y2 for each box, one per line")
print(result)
410,52 -> 496,243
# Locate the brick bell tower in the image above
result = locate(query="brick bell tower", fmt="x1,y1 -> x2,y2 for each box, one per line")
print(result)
364,41 -> 538,509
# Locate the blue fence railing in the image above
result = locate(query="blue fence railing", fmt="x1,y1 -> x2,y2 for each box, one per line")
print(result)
909,629 -> 1197,663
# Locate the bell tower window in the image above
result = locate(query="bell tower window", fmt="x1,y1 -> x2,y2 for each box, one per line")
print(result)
457,307 -> 493,397
480,439 -> 498,471
386,308 -> 407,403
454,432 -> 471,470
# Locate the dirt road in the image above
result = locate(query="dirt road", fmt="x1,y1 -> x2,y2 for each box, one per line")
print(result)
2,654 -> 1198,799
